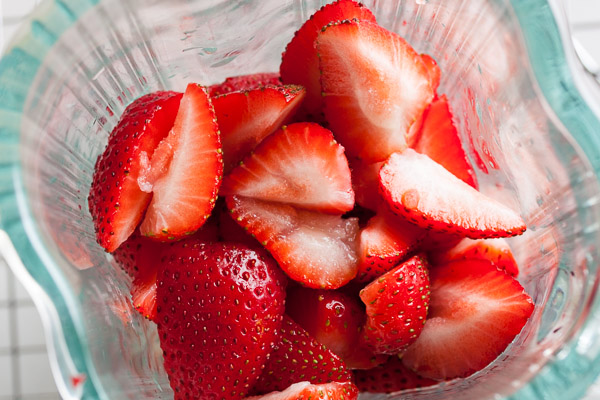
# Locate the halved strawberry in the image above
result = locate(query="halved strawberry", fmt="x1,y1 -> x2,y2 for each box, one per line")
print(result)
413,95 -> 478,188
353,356 -> 436,393
318,20 -> 433,162
360,255 -> 430,354
402,259 -> 534,380
213,85 -> 305,173
226,195 -> 359,289
286,287 -> 386,370
350,159 -> 384,211
280,0 -> 376,119
379,150 -> 526,238
89,91 -> 182,252
252,316 -> 353,394
139,83 -> 223,240
208,72 -> 281,96
356,211 -> 426,283
430,237 -> 519,276
247,381 -> 359,400
420,54 -> 441,94
218,202 -> 261,247
221,123 -> 354,214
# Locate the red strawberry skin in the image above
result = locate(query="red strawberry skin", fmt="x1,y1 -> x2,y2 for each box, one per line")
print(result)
420,54 -> 441,94
156,242 -> 287,399
280,0 -> 376,118
208,72 -> 281,96
379,150 -> 526,239
247,381 -> 359,400
213,85 -> 305,173
402,259 -> 534,380
221,122 -> 354,214
350,159 -> 384,211
353,356 -> 436,393
413,95 -> 478,188
286,287 -> 386,370
140,84 -> 223,240
252,316 -> 353,394
360,255 -> 430,355
318,20 -> 433,162
89,91 -> 182,252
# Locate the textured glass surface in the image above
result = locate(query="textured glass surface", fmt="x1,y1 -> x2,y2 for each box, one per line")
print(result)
1,0 -> 600,399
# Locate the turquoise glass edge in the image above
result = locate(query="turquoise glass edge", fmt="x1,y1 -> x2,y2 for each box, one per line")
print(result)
0,0 -> 101,399
0,0 -> 598,399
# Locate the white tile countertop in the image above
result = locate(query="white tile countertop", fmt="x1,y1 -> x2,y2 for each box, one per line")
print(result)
0,0 -> 600,399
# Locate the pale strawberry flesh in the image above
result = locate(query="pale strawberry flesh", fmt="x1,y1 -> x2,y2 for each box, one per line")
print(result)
319,20 -> 433,162
401,259 -> 534,380
379,150 -> 526,238
226,195 -> 359,289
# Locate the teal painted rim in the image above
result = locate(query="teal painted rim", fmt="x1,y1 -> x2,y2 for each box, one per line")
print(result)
0,0 -> 599,399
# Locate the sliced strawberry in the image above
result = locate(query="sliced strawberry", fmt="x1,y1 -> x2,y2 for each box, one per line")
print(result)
280,0 -> 376,119
353,356 -> 437,393
252,316 -> 353,394
157,242 -> 287,399
379,150 -> 526,238
89,91 -> 182,252
226,195 -> 359,289
286,287 -> 386,370
402,259 -> 534,380
222,123 -> 354,214
350,159 -> 384,211
208,72 -> 281,96
218,203 -> 261,247
357,211 -> 426,283
247,381 -> 359,400
431,237 -> 519,277
318,20 -> 433,162
139,83 -> 223,240
360,255 -> 430,354
419,230 -> 463,253
213,85 -> 305,173
413,95 -> 478,188
420,54 -> 441,94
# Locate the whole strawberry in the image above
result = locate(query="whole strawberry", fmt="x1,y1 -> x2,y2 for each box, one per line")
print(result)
156,242 -> 287,400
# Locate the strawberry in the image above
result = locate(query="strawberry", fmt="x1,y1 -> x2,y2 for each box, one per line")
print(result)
280,0 -> 376,119
318,20 -> 433,162
420,54 -> 441,94
350,159 -> 384,211
139,83 -> 223,240
247,381 -> 358,400
89,91 -> 182,252
218,203 -> 261,247
402,259 -> 534,380
359,255 -> 430,355
156,242 -> 287,399
413,95 -> 478,188
221,123 -> 354,214
430,237 -> 519,276
356,211 -> 426,283
286,287 -> 386,370
353,356 -> 436,393
213,85 -> 305,173
226,195 -> 359,289
252,316 -> 353,394
379,150 -> 526,239
208,72 -> 281,96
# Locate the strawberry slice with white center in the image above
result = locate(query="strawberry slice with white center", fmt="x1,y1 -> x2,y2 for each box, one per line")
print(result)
139,83 -> 223,240
280,0 -> 376,119
247,381 -> 359,400
413,95 -> 478,188
357,211 -> 426,283
430,237 -> 519,277
379,150 -> 526,238
226,195 -> 359,289
402,259 -> 534,380
208,72 -> 281,96
213,85 -> 305,173
221,122 -> 355,214
318,20 -> 434,162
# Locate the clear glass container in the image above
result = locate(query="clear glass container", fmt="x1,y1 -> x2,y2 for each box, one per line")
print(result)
1,0 -> 600,399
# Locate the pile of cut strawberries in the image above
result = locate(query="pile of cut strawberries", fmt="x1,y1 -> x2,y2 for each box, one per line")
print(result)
88,1 -> 534,399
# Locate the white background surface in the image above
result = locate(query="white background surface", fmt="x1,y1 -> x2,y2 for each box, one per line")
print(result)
0,0 -> 600,399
